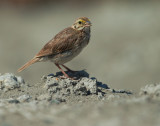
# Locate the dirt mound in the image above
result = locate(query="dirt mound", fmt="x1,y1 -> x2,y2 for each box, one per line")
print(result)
0,72 -> 159,126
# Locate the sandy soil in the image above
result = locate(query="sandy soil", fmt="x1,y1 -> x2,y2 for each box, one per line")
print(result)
0,72 -> 159,126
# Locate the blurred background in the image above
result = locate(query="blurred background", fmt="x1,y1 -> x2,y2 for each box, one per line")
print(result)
0,0 -> 160,92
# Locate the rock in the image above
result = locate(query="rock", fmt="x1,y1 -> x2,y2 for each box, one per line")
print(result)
8,99 -> 20,104
43,76 -> 59,90
42,72 -> 101,96
0,73 -> 25,91
0,98 -> 19,104
140,84 -> 160,99
50,98 -> 66,104
17,95 -> 31,102
98,92 -> 103,99
37,93 -> 51,101
80,77 -> 97,94
40,71 -> 112,102
40,71 -> 132,103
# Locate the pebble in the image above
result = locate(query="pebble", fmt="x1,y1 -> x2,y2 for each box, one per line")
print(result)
17,95 -> 31,102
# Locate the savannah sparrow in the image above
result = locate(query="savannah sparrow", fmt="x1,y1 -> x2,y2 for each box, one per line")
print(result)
18,17 -> 92,78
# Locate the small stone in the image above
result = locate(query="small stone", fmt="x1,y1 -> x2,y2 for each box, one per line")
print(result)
37,94 -> 51,101
50,98 -> 65,104
8,98 -> 20,104
17,76 -> 25,84
17,95 -> 31,102
98,92 -> 103,99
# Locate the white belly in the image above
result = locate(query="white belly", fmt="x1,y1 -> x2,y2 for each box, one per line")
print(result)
51,46 -> 84,64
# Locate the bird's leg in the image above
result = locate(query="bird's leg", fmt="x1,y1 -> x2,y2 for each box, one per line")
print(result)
61,64 -> 76,73
55,63 -> 70,78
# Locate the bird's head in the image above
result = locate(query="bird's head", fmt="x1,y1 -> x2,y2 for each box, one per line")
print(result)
72,17 -> 92,31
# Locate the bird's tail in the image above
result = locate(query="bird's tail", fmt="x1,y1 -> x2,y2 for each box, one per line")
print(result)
17,57 -> 39,72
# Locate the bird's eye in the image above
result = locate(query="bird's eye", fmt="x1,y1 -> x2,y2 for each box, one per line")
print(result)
78,21 -> 82,24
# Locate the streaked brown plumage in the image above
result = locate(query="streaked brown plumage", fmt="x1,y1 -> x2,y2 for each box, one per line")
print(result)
18,17 -> 91,78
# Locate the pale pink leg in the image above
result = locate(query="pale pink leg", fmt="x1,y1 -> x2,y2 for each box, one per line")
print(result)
61,64 -> 75,73
55,63 -> 70,78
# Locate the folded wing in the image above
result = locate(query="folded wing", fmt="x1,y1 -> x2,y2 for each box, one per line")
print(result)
36,27 -> 80,58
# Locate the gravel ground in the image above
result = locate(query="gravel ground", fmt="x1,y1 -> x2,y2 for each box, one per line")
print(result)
0,71 -> 159,126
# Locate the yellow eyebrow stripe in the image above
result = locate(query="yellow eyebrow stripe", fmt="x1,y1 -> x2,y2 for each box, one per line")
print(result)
79,19 -> 86,23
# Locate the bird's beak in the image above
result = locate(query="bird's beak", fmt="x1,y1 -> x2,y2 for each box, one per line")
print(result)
85,21 -> 92,27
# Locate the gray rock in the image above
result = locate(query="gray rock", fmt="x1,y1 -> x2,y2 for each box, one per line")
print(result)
0,98 -> 19,105
17,95 -> 31,102
8,99 -> 20,104
0,73 -> 25,91
80,77 -> 97,94
140,84 -> 160,97
42,74 -> 98,97
44,76 -> 59,89
37,93 -> 51,101
98,92 -> 103,99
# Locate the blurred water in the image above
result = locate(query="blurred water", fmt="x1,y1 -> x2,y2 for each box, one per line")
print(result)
0,1 -> 160,91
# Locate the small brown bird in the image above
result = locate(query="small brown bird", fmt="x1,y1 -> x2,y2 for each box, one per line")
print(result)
18,17 -> 92,78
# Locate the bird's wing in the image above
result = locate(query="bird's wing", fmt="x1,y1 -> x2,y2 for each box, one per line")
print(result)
35,27 -> 80,58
